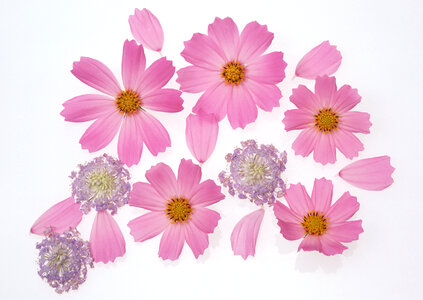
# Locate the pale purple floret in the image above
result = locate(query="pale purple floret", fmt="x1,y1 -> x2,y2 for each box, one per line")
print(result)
70,154 -> 131,215
36,229 -> 93,294
219,140 -> 287,206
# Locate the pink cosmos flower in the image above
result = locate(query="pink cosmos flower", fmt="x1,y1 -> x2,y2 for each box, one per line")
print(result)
61,39 -> 183,167
129,8 -> 164,52
274,178 -> 363,256
283,75 -> 371,165
177,17 -> 287,129
128,159 -> 225,260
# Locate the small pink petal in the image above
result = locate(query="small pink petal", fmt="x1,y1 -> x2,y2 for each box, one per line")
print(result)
327,220 -> 363,243
295,41 -> 342,80
176,66 -> 220,93
230,208 -> 265,259
190,207 -> 220,234
61,94 -> 115,123
177,159 -> 202,198
128,211 -> 168,242
190,179 -> 225,207
311,178 -> 333,212
292,127 -> 318,157
121,39 -> 146,91
185,113 -> 219,164
192,82 -> 229,122
339,156 -> 395,191
207,17 -> 239,60
276,220 -> 304,241
284,183 -> 313,217
129,182 -> 166,211
117,115 -> 143,167
90,211 -> 126,263
326,192 -> 360,223
298,235 -> 321,253
245,80 -> 281,112
332,84 -> 361,114
313,133 -> 337,165
30,197 -> 82,235
332,129 -> 364,159
247,52 -> 287,85
227,86 -> 258,129
340,111 -> 372,134
137,57 -> 175,97
237,21 -> 273,62
145,162 -> 177,200
141,88 -> 183,112
158,224 -> 185,260
319,235 -> 348,256
135,110 -> 170,156
129,8 -> 164,52
185,223 -> 209,258
181,33 -> 225,70
283,109 -> 314,131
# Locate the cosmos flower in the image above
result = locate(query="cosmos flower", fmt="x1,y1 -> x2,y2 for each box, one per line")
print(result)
129,8 -> 164,52
61,39 -> 183,167
283,75 -> 371,165
127,159 -> 224,260
36,229 -> 93,294
177,17 -> 286,129
273,178 -> 363,256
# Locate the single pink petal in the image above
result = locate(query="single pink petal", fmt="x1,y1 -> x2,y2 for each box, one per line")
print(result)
135,110 -> 170,156
295,41 -> 342,80
289,85 -> 320,113
30,197 -> 82,235
237,21 -> 273,62
129,182 -> 166,211
177,159 -> 202,198
339,156 -> 395,191
314,75 -> 337,107
158,224 -> 185,260
332,84 -> 361,114
121,39 -> 146,90
176,66 -> 220,93
332,129 -> 364,159
185,223 -> 209,258
298,235 -> 321,253
273,201 -> 301,223
208,17 -> 239,60
292,127 -> 318,157
79,111 -> 122,152
129,8 -> 164,52
190,207 -> 220,233
145,162 -> 177,200
117,115 -> 143,167
227,86 -> 258,129
319,235 -> 348,255
313,133 -> 337,165
327,220 -> 363,243
276,220 -> 305,241
326,192 -> 359,223
192,82 -> 229,122
231,208 -> 265,259
71,57 -> 121,97
340,111 -> 372,134
61,94 -> 116,123
90,211 -> 125,263
190,179 -> 225,207
283,109 -> 314,131
141,88 -> 183,112
247,52 -> 287,84
185,113 -> 219,163
181,33 -> 225,70
284,183 -> 312,217
127,211 -> 168,242
245,80 -> 281,112
311,178 -> 333,213
137,57 -> 175,97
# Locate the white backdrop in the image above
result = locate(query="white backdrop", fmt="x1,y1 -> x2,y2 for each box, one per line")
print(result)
1,0 -> 422,299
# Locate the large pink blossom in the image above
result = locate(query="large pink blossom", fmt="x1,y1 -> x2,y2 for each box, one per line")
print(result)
127,159 -> 225,260
61,39 -> 183,167
177,17 -> 286,129
273,178 -> 363,256
283,75 -> 371,165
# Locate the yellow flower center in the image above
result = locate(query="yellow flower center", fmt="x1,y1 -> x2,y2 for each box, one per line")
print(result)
115,89 -> 141,115
314,108 -> 339,132
301,211 -> 328,236
221,60 -> 245,85
165,197 -> 192,223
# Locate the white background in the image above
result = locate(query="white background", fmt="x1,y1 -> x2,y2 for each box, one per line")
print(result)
1,0 -> 422,299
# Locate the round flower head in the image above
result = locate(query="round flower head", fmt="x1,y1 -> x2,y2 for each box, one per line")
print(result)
36,229 -> 93,294
70,154 -> 131,215
219,140 -> 287,206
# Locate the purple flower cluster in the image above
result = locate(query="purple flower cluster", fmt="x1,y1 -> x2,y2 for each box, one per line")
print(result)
36,229 -> 93,294
70,154 -> 131,214
219,140 -> 287,206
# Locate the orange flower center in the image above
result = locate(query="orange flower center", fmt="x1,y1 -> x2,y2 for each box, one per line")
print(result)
165,197 -> 192,223
221,60 -> 245,85
301,211 -> 328,236
314,108 -> 339,132
115,89 -> 141,115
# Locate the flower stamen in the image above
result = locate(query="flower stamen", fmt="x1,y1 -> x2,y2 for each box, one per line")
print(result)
115,89 -> 141,115
301,211 -> 328,236
165,197 -> 192,223
221,60 -> 245,85
314,108 -> 339,132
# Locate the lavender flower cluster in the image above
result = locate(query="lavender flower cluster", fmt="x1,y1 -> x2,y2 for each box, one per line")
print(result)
36,229 -> 93,293
70,154 -> 131,214
219,140 -> 287,206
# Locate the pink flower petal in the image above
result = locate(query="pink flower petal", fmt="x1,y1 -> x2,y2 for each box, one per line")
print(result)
185,113 -> 219,163
79,111 -> 122,152
129,8 -> 164,52
192,82 -> 229,121
190,207 -> 220,233
121,39 -> 146,90
319,235 -> 348,256
284,183 -> 312,217
145,162 -> 177,200
141,88 -> 183,112
289,85 -> 320,113
327,220 -> 363,243
292,127 -> 318,157
339,156 -> 395,191
311,178 -> 333,213
231,208 -> 265,259
181,33 -> 225,70
129,182 -> 166,211
332,84 -> 361,114
176,66 -> 220,93
314,75 -> 337,107
137,57 -> 175,97
247,52 -> 287,84
190,179 -> 225,207
158,224 -> 185,260
30,197 -> 82,235
60,94 -> 115,123
332,129 -> 364,159
298,235 -> 321,253
276,220 -> 305,241
117,115 -> 143,167
245,80 -> 281,112
313,133 -> 337,165
185,223 -> 209,258
237,21 -> 273,62
90,211 -> 125,263
207,17 -> 239,60
273,201 -> 301,223
128,211 -> 168,242
177,159 -> 202,198
326,192 -> 360,223
135,110 -> 170,156
340,111 -> 372,134
71,57 -> 121,97
283,109 -> 314,131
295,41 -> 342,80
227,86 -> 258,129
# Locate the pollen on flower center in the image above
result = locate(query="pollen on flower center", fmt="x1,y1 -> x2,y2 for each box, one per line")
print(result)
115,89 -> 141,115
302,211 -> 328,236
86,169 -> 116,198
165,197 -> 192,223
314,108 -> 339,132
221,60 -> 245,85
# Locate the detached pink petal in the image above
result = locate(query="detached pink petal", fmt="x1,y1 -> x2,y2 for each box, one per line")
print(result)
90,211 -> 126,263
231,208 -> 265,259
129,8 -> 164,52
135,110 -> 170,156
295,41 -> 342,80
30,197 -> 82,235
117,115 -> 143,167
339,156 -> 395,191
60,94 -> 115,123
121,39 -> 146,90
128,211 -> 168,242
141,89 -> 183,112
159,225 -> 185,260
186,113 -> 219,163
